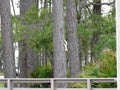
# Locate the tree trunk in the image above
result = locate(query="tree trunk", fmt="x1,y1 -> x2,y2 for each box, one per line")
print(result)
90,0 -> 101,62
19,0 -> 38,78
20,0 -> 38,15
66,0 -> 80,78
0,49 -> 3,72
53,0 -> 67,87
44,0 -> 48,8
19,41 -> 28,78
27,47 -> 38,77
93,0 -> 101,15
1,0 -> 16,78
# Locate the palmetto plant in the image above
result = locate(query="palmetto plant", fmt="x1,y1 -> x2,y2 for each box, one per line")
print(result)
81,49 -> 116,78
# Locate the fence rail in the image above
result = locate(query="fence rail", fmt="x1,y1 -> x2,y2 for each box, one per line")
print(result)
0,78 -> 117,90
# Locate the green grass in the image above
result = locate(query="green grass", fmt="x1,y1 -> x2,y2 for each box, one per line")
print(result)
0,72 -> 4,88
0,83 -> 4,87
0,72 -> 3,76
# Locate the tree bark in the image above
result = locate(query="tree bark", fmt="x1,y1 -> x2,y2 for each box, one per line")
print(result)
93,0 -> 101,15
52,0 -> 67,87
66,0 -> 80,78
1,0 -> 16,78
27,47 -> 38,77
90,0 -> 101,62
19,0 -> 38,78
18,41 -> 28,78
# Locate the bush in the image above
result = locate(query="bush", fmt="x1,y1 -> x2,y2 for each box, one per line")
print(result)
31,64 -> 53,87
97,49 -> 116,77
80,49 -> 116,88
81,49 -> 116,78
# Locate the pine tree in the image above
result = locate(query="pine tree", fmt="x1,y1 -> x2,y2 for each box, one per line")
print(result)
1,0 -> 16,78
53,0 -> 67,87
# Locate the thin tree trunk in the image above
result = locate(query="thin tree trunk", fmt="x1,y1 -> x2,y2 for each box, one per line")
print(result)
44,0 -> 48,8
0,49 -> 3,72
90,0 -> 101,62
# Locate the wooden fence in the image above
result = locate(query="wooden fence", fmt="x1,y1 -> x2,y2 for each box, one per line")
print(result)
0,78 -> 117,90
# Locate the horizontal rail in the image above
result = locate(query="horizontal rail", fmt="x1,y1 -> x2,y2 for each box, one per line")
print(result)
53,78 -> 117,83
0,78 -> 116,82
0,78 -> 117,90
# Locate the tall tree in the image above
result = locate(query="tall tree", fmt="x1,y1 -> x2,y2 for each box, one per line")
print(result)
1,0 -> 16,78
52,0 -> 67,82
19,0 -> 38,78
66,0 -> 80,78
90,0 -> 101,62
0,0 -> 2,73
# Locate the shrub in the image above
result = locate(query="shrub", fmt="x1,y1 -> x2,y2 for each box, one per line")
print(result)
81,49 -> 116,78
80,49 -> 116,88
31,64 -> 53,87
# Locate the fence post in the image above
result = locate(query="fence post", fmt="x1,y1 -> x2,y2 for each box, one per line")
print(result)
7,79 -> 13,90
87,79 -> 91,90
51,78 -> 55,90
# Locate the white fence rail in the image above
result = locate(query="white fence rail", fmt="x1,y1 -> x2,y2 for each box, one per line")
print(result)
0,78 -> 117,90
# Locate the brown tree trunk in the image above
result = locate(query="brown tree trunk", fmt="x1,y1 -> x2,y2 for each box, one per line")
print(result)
1,0 -> 16,78
66,0 -> 80,78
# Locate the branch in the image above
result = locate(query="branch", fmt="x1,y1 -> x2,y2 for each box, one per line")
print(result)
88,1 -> 115,6
79,1 -> 115,8
11,0 -> 16,15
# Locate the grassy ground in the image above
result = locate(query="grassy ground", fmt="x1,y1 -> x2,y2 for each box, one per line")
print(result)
0,72 -> 4,87
0,83 -> 4,87
0,72 -> 3,76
